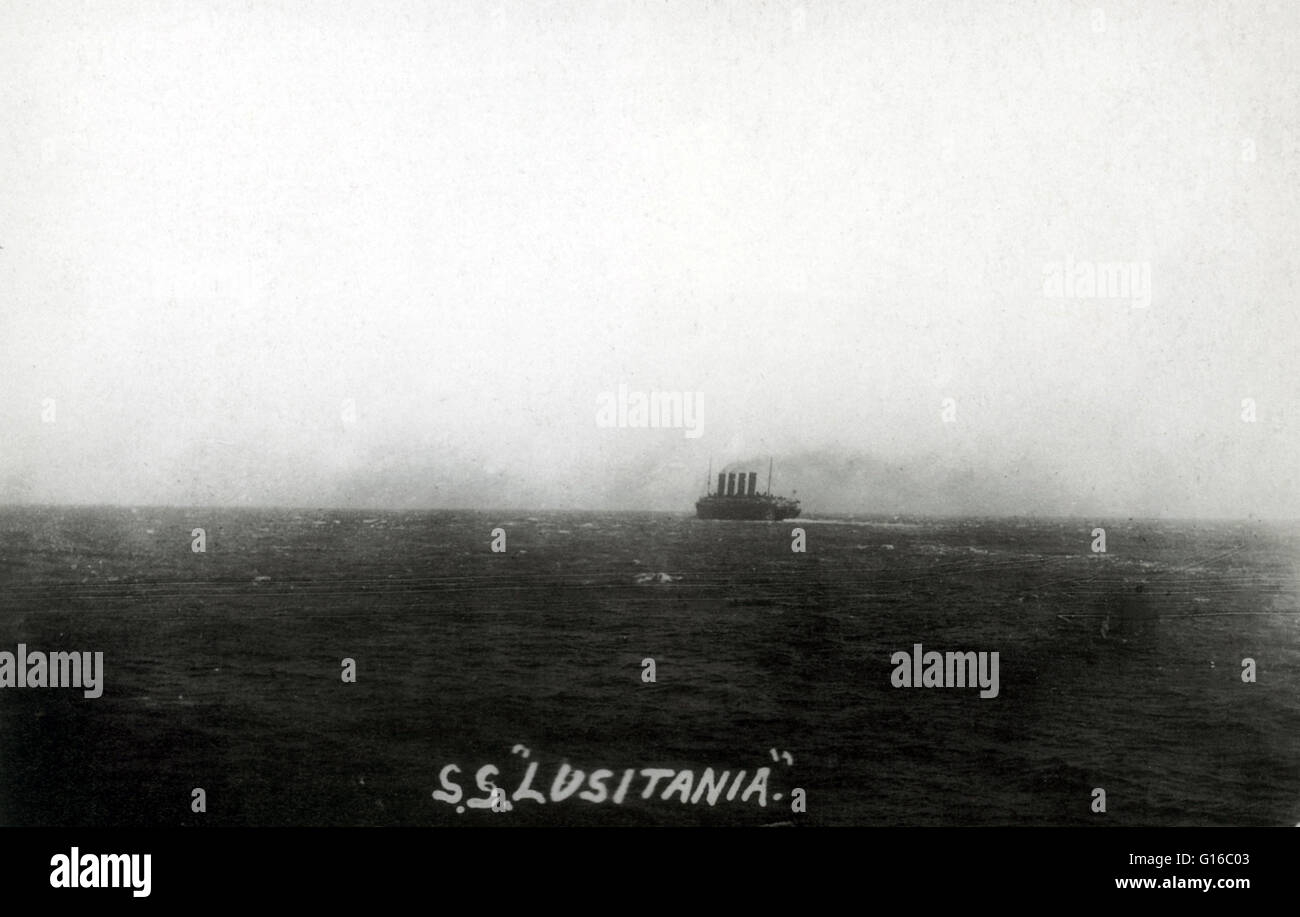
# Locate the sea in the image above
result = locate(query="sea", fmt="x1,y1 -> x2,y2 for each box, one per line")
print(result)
1,506 -> 1297,827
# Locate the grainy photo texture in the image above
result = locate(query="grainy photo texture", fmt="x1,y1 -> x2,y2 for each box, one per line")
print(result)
1,1 -> 1297,835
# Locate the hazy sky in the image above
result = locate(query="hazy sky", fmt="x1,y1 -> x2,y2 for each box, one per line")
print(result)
1,0 -> 1297,516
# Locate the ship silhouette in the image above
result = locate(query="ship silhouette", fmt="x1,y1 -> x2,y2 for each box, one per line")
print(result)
695,458 -> 800,521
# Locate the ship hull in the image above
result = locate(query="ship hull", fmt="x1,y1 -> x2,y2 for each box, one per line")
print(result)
695,496 -> 800,521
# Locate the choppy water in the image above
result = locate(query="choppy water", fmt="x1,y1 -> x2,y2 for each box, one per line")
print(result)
1,507 -> 1297,826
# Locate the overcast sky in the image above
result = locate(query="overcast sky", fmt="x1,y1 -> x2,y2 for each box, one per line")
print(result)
1,0 -> 1296,516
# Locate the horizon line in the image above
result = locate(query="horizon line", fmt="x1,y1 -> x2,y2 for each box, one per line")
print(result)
0,502 -> 1296,525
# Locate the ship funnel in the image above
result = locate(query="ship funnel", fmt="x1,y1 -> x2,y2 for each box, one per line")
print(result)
717,473 -> 726,496
726,473 -> 737,496
747,472 -> 757,496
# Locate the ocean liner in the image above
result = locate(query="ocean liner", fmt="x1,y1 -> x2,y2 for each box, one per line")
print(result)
695,459 -> 800,521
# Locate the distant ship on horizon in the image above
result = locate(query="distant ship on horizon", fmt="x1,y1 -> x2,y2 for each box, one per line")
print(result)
695,458 -> 800,521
